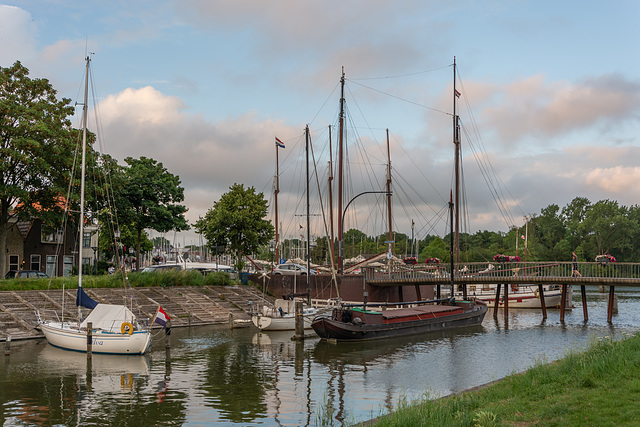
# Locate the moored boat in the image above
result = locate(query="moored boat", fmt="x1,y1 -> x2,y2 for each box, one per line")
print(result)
311,298 -> 487,341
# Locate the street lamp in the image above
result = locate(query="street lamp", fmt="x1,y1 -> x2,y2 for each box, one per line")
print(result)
340,191 -> 392,275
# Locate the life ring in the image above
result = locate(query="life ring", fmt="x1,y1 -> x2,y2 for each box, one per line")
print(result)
121,322 -> 134,335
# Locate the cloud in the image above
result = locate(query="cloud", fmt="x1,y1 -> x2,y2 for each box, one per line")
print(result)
585,166 -> 640,194
94,86 -> 298,226
481,74 -> 640,148
0,6 -> 37,63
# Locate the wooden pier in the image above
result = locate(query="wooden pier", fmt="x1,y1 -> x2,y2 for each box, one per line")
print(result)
363,261 -> 639,323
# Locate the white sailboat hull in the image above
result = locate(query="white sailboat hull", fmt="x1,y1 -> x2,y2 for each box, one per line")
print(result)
40,322 -> 152,355
461,285 -> 572,309
251,314 -> 314,331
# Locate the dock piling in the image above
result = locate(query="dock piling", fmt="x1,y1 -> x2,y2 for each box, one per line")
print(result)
4,336 -> 10,356
581,285 -> 588,321
537,284 -> 547,319
87,322 -> 93,357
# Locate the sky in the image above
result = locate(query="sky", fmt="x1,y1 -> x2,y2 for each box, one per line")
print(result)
1,0 -> 639,248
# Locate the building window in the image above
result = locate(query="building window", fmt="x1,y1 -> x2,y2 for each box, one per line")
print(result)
9,255 -> 19,272
46,255 -> 57,277
42,227 -> 64,244
63,256 -> 73,277
30,254 -> 41,271
83,231 -> 92,249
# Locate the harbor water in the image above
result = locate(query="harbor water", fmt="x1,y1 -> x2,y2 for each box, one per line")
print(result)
1,286 -> 639,426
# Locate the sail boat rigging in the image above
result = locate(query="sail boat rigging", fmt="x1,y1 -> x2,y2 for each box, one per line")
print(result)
38,56 -> 152,355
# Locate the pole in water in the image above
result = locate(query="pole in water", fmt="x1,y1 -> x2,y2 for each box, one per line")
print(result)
295,301 -> 304,339
4,336 -> 10,356
86,322 -> 93,357
165,319 -> 172,349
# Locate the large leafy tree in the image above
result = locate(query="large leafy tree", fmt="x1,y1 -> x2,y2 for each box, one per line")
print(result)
118,156 -> 189,270
195,183 -> 274,271
0,61 -> 79,276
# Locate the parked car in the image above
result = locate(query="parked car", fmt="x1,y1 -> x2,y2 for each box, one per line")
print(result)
4,270 -> 49,279
141,264 -> 183,273
272,263 -> 317,276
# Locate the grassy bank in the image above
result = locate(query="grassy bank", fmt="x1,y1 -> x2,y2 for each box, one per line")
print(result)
369,332 -> 640,426
0,270 -> 238,291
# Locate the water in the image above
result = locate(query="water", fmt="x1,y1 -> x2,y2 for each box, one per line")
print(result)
1,286 -> 639,426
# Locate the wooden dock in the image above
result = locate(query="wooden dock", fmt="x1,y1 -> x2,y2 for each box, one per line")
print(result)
0,285 -> 272,342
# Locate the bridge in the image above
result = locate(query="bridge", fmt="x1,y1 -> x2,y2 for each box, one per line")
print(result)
362,261 -> 640,324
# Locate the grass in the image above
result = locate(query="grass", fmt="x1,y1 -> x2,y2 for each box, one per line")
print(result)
0,269 -> 238,291
369,332 -> 640,426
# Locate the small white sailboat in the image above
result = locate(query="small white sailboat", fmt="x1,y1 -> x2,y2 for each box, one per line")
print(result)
38,56 -> 151,355
252,298 -> 319,331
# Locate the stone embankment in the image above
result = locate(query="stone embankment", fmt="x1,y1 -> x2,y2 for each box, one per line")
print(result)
0,285 -> 273,341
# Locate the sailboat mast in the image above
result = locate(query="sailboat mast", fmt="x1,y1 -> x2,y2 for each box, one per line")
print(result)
337,68 -> 345,274
78,56 -> 89,293
305,125 -> 311,305
328,125 -> 335,266
274,138 -> 280,265
453,57 -> 460,264
386,129 -> 393,251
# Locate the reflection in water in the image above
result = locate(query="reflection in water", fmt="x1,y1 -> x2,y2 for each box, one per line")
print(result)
1,287 -> 639,426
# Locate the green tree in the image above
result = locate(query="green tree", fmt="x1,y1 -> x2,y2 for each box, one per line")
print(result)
562,196 -> 591,251
195,183 -> 274,271
532,204 -> 566,260
580,200 -> 637,260
118,156 -> 189,270
0,61 -> 80,276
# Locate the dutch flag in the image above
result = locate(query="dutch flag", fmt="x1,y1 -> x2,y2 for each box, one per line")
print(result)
275,137 -> 285,149
153,306 -> 170,328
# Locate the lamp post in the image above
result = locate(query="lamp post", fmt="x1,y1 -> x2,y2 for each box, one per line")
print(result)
339,191 -> 392,275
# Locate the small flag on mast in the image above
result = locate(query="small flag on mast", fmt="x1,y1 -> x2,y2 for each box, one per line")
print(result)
455,89 -> 461,98
275,137 -> 285,148
153,306 -> 170,329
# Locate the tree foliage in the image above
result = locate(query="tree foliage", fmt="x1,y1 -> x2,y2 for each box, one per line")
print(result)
195,183 -> 274,271
117,156 -> 189,270
0,61 -> 81,276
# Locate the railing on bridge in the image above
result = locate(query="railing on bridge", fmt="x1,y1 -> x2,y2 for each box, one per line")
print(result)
362,261 -> 640,285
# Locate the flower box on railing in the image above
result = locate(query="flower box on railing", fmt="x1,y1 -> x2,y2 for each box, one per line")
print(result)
493,254 -> 520,263
425,258 -> 441,264
595,254 -> 616,265
403,257 -> 417,265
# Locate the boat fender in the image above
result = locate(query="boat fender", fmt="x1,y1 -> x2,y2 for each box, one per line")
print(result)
121,322 -> 134,335
352,317 -> 362,325
534,289 -> 539,298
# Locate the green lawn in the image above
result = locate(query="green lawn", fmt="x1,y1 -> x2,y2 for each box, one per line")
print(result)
370,332 -> 640,426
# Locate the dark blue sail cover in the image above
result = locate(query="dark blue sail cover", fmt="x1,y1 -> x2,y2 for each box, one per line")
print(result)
76,286 -> 99,309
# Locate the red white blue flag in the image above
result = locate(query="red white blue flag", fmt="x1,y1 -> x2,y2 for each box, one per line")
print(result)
153,306 -> 170,328
455,89 -> 461,98
275,137 -> 285,148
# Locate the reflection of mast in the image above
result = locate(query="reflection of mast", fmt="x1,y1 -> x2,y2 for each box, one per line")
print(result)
337,68 -> 345,274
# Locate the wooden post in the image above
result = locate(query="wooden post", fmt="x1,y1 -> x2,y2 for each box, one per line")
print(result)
229,313 -> 234,329
560,284 -> 567,322
493,284 -> 501,319
503,282 -> 509,322
581,285 -> 588,322
295,300 -> 304,339
607,286 -> 615,323
86,322 -> 93,357
537,284 -> 547,320
165,319 -> 171,349
4,335 -> 10,356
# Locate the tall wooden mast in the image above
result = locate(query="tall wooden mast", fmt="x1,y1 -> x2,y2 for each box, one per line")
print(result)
337,68 -> 345,274
453,57 -> 460,264
274,137 -> 280,264
328,125 -> 335,266
386,128 -> 393,248
305,125 -> 311,304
